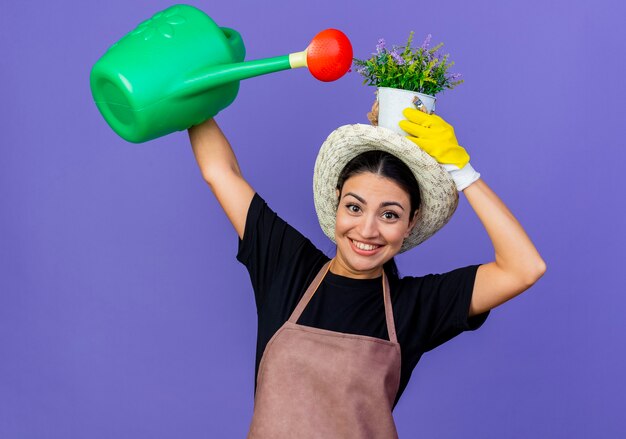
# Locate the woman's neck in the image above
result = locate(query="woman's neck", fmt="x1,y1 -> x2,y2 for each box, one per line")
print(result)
328,258 -> 384,279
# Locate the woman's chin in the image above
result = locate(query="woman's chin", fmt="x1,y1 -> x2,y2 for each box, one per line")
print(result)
336,243 -> 390,276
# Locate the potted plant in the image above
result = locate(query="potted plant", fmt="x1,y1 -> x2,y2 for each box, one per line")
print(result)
353,32 -> 463,134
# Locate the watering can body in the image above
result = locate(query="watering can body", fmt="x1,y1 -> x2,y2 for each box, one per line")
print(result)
90,4 -> 248,143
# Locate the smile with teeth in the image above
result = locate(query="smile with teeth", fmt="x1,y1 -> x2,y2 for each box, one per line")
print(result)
351,239 -> 381,251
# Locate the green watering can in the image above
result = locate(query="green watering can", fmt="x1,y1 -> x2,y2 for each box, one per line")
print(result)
90,4 -> 352,143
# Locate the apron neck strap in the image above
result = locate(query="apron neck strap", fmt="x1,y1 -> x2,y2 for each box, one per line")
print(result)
382,269 -> 397,343
287,260 -> 332,324
288,259 -> 398,344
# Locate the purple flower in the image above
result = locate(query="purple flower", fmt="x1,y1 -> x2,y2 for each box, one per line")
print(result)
449,72 -> 462,81
375,38 -> 386,54
356,65 -> 368,75
420,34 -> 432,50
390,49 -> 405,65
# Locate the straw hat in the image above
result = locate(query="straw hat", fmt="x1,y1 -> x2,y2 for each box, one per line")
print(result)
313,124 -> 458,253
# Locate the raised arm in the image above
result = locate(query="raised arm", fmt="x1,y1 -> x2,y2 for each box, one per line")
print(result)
463,179 -> 546,316
188,118 -> 255,239
399,108 -> 546,316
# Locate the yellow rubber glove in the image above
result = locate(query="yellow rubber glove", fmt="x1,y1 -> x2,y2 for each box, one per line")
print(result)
398,108 -> 480,190
399,108 -> 469,168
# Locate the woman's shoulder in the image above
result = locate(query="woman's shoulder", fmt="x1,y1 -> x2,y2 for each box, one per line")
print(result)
392,264 -> 481,297
251,193 -> 323,249
239,191 -> 328,268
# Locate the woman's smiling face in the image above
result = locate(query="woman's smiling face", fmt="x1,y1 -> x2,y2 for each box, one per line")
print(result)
333,172 -> 418,279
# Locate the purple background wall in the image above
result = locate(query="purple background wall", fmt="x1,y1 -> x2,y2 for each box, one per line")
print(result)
1,0 -> 624,437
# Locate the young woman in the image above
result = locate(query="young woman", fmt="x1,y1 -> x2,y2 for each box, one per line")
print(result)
188,109 -> 546,438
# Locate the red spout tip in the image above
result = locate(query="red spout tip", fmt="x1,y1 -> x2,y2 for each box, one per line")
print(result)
307,29 -> 353,82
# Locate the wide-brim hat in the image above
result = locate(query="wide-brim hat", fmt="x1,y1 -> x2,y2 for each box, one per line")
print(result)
313,123 -> 458,253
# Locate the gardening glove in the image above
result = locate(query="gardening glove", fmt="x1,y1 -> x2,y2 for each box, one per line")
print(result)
398,108 -> 480,191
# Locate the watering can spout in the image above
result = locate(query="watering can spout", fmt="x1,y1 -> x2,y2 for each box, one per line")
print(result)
177,52 -> 308,97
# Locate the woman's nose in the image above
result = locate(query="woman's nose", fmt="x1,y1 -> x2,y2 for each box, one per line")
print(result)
358,214 -> 379,238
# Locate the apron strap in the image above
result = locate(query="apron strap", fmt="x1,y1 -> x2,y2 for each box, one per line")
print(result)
382,271 -> 398,343
287,260 -> 332,323
287,259 -> 399,344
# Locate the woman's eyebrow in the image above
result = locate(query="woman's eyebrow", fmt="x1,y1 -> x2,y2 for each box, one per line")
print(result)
343,192 -> 405,211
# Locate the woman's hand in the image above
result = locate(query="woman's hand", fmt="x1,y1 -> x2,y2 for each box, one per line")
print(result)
398,108 -> 480,191
399,108 -> 469,168
367,100 -> 379,126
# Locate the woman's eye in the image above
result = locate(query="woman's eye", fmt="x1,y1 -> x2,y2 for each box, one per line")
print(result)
346,204 -> 361,213
383,211 -> 400,220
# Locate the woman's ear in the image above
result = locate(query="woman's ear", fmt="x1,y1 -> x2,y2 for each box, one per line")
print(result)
336,188 -> 340,200
405,210 -> 419,238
